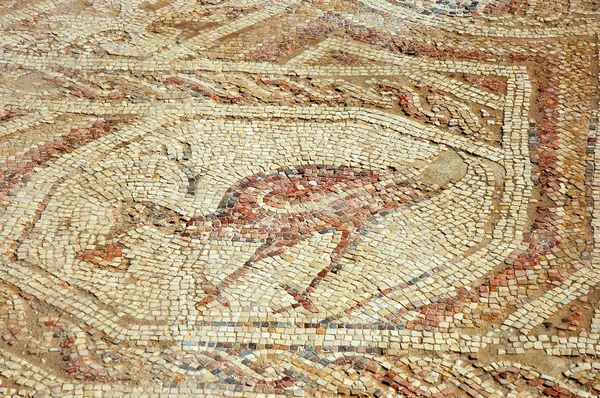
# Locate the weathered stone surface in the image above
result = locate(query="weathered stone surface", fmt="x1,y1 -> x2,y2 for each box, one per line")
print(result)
0,0 -> 599,396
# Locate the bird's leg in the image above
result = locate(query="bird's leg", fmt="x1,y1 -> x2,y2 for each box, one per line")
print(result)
197,238 -> 301,308
277,227 -> 360,313
306,228 -> 352,294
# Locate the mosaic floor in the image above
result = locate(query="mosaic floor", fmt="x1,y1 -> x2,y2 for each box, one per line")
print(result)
0,0 -> 599,397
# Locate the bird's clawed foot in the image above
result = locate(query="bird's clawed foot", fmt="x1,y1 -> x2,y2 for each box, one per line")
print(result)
195,292 -> 231,310
272,285 -> 318,314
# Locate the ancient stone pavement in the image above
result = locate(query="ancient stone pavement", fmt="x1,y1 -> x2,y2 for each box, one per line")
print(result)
0,0 -> 599,396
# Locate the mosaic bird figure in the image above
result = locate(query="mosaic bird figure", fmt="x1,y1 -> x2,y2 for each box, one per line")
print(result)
77,151 -> 463,314
184,163 -> 445,313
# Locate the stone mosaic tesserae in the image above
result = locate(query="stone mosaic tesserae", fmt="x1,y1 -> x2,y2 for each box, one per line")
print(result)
0,0 -> 599,397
